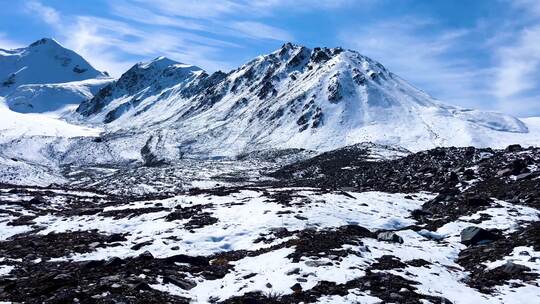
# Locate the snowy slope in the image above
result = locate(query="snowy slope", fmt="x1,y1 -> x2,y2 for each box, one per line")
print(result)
0,98 -> 100,142
1,143 -> 539,302
0,38 -> 106,91
4,78 -> 112,113
75,43 -> 536,159
77,56 -> 205,123
0,38 -> 112,113
0,98 -> 102,185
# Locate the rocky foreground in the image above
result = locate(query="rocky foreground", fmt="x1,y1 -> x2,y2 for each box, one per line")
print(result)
0,144 -> 539,303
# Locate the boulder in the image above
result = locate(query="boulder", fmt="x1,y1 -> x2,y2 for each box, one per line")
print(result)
290,282 -> 302,292
29,196 -> 46,204
501,261 -> 531,274
163,276 -> 196,290
82,260 -> 105,269
460,226 -> 498,246
138,250 -> 154,260
506,144 -> 522,152
510,159 -> 529,175
377,232 -> 404,244
104,256 -> 123,267
464,196 -> 492,207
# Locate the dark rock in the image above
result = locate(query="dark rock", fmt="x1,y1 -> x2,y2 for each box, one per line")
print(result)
53,274 -> 73,281
290,282 -> 302,292
29,196 -> 46,204
131,240 -> 153,250
460,226 -> 498,246
133,281 -> 152,291
104,257 -> 124,267
138,250 -> 154,260
377,232 -> 404,244
501,261 -> 531,274
511,159 -> 529,175
465,196 -> 492,207
506,144 -> 522,152
165,254 -> 209,266
163,276 -> 196,290
463,169 -> 476,180
81,260 -> 105,269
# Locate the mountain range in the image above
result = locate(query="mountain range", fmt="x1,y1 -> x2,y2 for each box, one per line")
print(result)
0,38 -> 539,183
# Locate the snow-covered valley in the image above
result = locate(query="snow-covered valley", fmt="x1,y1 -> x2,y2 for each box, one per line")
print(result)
1,145 -> 539,303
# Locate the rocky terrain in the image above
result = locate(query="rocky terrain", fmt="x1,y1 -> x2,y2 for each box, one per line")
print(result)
0,144 -> 539,303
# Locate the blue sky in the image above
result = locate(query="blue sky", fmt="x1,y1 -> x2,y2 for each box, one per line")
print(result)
0,0 -> 539,116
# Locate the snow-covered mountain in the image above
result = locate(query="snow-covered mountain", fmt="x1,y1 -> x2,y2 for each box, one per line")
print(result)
0,40 -> 539,172
72,43 -> 538,159
77,56 -> 205,123
0,38 -> 112,112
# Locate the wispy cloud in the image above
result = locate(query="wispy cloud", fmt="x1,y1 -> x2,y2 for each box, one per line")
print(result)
132,0 -> 355,19
109,1 -> 207,31
23,1 -> 240,75
487,0 -> 540,115
341,8 -> 540,117
340,18 -> 496,110
132,0 -> 242,19
229,21 -> 293,41
21,0 -> 306,76
24,0 -> 60,27
493,26 -> 540,99
63,16 -> 235,75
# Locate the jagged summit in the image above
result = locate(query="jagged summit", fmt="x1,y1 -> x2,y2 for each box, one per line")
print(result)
76,56 -> 204,121
27,37 -> 62,48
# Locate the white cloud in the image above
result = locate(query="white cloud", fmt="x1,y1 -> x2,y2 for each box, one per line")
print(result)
131,0 -> 354,19
131,0 -> 242,19
249,0 -> 358,11
113,0 -> 294,41
493,25 -> 540,99
109,1 -> 208,31
340,18 -> 496,109
230,21 -> 293,41
61,16 -> 233,76
19,0 -> 238,76
487,0 -> 540,115
24,0 -> 60,27
509,0 -> 540,17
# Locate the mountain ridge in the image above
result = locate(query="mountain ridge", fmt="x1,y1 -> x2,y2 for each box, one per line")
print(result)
72,42 -> 535,157
0,39 -> 539,175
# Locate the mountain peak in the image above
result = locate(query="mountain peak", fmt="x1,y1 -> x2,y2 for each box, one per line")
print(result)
28,37 -> 62,49
77,57 -> 204,120
138,56 -> 179,69
135,57 -> 203,74
279,42 -> 303,51
1,37 -> 106,92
